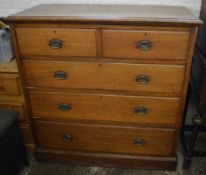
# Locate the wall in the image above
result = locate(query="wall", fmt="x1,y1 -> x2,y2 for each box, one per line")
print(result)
0,0 -> 202,17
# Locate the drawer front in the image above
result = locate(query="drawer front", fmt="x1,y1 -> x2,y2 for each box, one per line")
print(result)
16,28 -> 97,57
102,29 -> 190,60
30,91 -> 180,125
0,74 -> 20,95
35,121 -> 175,156
24,60 -> 185,94
0,101 -> 26,121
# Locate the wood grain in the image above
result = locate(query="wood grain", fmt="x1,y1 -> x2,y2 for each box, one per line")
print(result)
0,74 -> 20,95
0,59 -> 18,73
102,29 -> 190,60
34,120 -> 175,156
16,27 -> 97,57
30,91 -> 180,126
6,4 -> 202,26
23,60 -> 185,94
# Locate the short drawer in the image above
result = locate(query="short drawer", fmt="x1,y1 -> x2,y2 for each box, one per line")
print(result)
24,60 -> 185,94
16,28 -> 97,57
102,29 -> 190,60
0,74 -> 20,95
35,121 -> 175,156
30,91 -> 180,125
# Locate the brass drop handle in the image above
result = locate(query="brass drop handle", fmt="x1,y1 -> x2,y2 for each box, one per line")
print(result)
136,74 -> 149,84
58,103 -> 71,111
62,134 -> 73,142
134,139 -> 145,146
134,107 -> 148,116
137,40 -> 152,51
54,71 -> 67,80
49,39 -> 63,49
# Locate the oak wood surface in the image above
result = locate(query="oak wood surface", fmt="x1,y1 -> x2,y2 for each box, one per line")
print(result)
23,60 -> 185,94
6,4 -> 202,26
102,29 -> 190,60
8,4 -> 201,169
16,27 -> 97,57
0,59 -> 18,73
34,120 -> 175,156
29,91 -> 180,126
0,74 -> 20,95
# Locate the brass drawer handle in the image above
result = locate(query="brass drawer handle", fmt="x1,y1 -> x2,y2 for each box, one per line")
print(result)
58,103 -> 71,111
137,40 -> 152,51
49,39 -> 63,49
136,74 -> 149,84
54,71 -> 67,80
62,134 -> 73,142
134,139 -> 145,146
134,107 -> 148,116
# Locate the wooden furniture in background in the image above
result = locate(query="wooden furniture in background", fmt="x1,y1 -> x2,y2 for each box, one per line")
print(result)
0,59 -> 34,153
6,4 -> 201,170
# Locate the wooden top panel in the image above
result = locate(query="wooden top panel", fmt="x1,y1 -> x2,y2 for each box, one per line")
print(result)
6,4 -> 202,26
0,59 -> 18,73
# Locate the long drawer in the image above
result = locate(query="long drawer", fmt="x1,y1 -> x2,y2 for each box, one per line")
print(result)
102,29 -> 190,60
35,121 -> 175,156
24,60 -> 185,94
16,28 -> 97,57
30,91 -> 180,125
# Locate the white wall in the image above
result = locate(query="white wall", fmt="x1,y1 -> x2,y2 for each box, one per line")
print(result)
0,0 -> 202,17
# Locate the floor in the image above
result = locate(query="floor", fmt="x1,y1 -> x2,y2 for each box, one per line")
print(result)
20,151 -> 206,175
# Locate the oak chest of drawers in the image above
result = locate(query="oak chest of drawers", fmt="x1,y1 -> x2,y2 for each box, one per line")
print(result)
7,4 -> 202,170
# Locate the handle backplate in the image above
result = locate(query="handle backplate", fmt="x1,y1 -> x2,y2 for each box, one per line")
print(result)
136,74 -> 149,84
137,40 -> 152,51
62,134 -> 73,142
54,71 -> 67,80
134,107 -> 148,116
134,139 -> 145,146
49,39 -> 63,49
58,103 -> 71,111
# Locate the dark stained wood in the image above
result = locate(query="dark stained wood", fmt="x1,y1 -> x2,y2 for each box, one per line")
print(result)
23,60 -> 185,94
29,91 -> 180,126
35,148 -> 177,170
34,120 -> 175,156
6,4 -> 202,26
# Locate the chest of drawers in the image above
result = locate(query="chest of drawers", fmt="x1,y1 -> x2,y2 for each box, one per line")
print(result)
7,4 -> 201,170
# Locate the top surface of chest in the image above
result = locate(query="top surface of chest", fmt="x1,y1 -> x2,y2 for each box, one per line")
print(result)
7,4 -> 201,26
